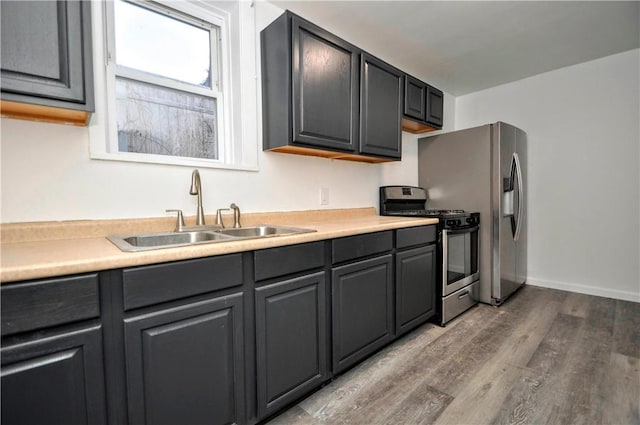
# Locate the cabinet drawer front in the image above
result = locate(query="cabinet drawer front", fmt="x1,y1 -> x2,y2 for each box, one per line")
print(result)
122,254 -> 243,310
1,274 -> 99,336
396,225 -> 437,249
332,231 -> 392,264
254,241 -> 324,281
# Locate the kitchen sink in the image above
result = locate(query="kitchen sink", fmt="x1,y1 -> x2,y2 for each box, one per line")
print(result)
215,225 -> 315,238
108,230 -> 236,252
107,225 -> 316,252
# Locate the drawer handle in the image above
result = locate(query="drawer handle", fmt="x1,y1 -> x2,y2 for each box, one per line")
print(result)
458,291 -> 470,299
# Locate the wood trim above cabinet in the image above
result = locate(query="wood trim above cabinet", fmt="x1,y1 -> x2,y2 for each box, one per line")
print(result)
1,100 -> 90,126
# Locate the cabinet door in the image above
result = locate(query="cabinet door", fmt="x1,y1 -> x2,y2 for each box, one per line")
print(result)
291,15 -> 359,152
1,325 -> 107,425
426,85 -> 444,128
404,75 -> 427,121
0,0 -> 93,109
396,245 -> 436,337
255,272 -> 328,420
359,53 -> 403,159
124,293 -> 244,425
332,255 -> 393,373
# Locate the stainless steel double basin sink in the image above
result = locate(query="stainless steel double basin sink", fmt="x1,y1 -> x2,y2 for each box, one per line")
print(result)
107,225 -> 316,252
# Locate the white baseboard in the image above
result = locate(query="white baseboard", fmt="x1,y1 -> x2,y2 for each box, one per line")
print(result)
527,277 -> 640,303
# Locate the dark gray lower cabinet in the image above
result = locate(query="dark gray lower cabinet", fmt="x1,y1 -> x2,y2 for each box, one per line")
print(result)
332,255 -> 394,373
255,272 -> 328,420
395,245 -> 437,337
124,293 -> 245,425
1,325 -> 107,425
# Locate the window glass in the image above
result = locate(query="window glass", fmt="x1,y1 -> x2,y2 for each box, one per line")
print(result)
89,0 -> 259,170
116,78 -> 218,160
114,0 -> 212,87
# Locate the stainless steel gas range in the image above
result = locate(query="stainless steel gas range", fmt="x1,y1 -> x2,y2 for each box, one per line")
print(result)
380,186 -> 480,326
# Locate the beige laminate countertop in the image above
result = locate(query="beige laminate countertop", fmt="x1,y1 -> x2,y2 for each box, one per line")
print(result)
0,208 -> 437,283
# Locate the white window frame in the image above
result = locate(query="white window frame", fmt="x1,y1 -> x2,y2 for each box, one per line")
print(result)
89,0 -> 259,171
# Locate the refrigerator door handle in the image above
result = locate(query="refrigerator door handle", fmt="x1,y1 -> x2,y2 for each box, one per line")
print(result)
513,152 -> 524,241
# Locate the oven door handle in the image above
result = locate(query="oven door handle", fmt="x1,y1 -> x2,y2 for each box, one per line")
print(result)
444,225 -> 479,235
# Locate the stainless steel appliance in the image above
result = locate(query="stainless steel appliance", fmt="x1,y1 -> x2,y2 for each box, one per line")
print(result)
380,186 -> 480,326
418,121 -> 527,306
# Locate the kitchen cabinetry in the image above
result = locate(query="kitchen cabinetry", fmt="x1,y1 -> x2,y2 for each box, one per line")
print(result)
395,226 -> 437,337
0,0 -> 94,125
1,223 -> 440,424
331,232 -> 394,373
402,74 -> 443,133
120,255 -> 246,425
261,11 -> 401,163
124,294 -> 244,425
1,274 -> 107,425
254,242 -> 329,420
359,53 -> 403,159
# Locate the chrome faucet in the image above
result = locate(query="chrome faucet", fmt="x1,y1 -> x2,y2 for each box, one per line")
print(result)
230,203 -> 241,228
189,169 -> 205,226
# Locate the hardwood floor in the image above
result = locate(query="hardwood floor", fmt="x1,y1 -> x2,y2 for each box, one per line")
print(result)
266,286 -> 640,425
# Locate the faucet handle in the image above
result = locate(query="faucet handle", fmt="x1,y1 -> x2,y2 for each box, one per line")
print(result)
166,209 -> 185,232
215,208 -> 231,228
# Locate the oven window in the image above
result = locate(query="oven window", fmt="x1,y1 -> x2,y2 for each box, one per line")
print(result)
446,229 -> 478,285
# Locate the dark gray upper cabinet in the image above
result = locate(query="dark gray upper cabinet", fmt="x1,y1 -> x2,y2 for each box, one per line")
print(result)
124,293 -> 245,425
426,85 -> 444,128
402,74 -> 444,133
359,53 -> 403,159
261,11 -> 403,162
261,11 -> 359,155
404,75 -> 427,122
291,15 -> 359,152
0,1 -> 94,115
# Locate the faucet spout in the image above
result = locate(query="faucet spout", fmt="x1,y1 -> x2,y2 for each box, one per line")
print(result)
230,203 -> 241,228
189,169 -> 205,226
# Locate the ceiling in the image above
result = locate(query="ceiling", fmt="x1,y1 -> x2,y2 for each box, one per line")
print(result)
267,1 -> 640,96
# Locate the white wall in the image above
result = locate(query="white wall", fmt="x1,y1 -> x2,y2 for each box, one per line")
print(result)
0,2 -> 421,223
455,49 -> 640,302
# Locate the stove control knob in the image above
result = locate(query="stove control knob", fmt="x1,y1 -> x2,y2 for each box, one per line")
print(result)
446,220 -> 455,227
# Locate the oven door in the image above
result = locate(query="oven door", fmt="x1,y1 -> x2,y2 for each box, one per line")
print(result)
442,226 -> 479,296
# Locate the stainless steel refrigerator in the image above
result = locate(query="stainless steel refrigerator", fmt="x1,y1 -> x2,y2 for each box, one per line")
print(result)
418,122 -> 527,306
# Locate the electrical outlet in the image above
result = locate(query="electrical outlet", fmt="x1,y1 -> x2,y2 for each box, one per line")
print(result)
320,187 -> 329,205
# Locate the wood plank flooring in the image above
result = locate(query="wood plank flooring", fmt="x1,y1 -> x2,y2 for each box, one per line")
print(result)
266,286 -> 640,425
